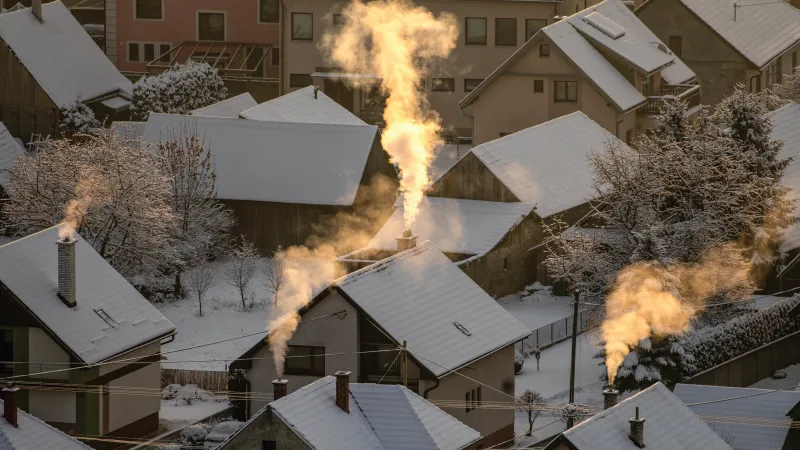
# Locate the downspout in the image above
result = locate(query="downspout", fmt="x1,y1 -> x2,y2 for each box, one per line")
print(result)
460,106 -> 475,144
422,378 -> 440,399
749,71 -> 763,93
615,110 -> 624,140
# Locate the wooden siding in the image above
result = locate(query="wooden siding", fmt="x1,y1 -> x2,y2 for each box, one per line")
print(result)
0,42 -> 59,141
428,152 -> 520,202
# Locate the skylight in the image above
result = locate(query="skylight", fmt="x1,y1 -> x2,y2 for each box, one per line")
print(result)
453,322 -> 472,336
94,308 -> 119,328
584,12 -> 626,40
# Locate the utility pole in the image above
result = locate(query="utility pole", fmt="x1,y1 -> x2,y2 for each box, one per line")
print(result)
402,340 -> 408,387
567,290 -> 580,429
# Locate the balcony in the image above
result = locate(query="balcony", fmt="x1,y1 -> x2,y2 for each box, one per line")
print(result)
637,84 -> 701,116
147,41 -> 275,80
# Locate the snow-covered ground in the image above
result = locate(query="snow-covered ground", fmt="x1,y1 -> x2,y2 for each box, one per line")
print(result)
498,287 -> 573,332
159,384 -> 231,430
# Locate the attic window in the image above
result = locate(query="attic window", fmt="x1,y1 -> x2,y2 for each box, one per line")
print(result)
583,12 -> 626,40
454,322 -> 472,336
94,309 -> 119,328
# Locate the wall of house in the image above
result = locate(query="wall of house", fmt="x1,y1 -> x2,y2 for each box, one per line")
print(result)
428,152 -> 520,202
108,355 -> 160,433
222,408 -> 311,450
421,344 -> 516,446
282,0 -> 560,135
114,0 -> 280,77
29,390 -> 77,427
246,291 -> 359,415
28,327 -> 71,381
749,43 -> 800,94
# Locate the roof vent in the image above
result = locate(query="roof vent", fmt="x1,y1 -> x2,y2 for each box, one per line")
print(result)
583,12 -> 626,40
453,321 -> 472,336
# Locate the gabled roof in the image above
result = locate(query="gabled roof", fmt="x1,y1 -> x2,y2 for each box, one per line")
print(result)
559,383 -> 732,450
0,1 -> 132,108
643,0 -> 800,69
367,196 -> 534,256
190,93 -> 258,118
468,112 -> 615,218
141,113 -> 379,205
461,0 -> 696,111
0,225 -> 175,364
240,86 -> 368,126
268,376 -> 480,450
674,384 -> 800,450
0,399 -> 94,450
334,241 -> 530,378
0,122 -> 25,187
767,103 -> 800,253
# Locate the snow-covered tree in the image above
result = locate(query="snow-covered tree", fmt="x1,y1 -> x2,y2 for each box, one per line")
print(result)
156,122 -> 235,296
59,100 -> 100,135
186,260 -> 216,316
4,131 -> 177,279
516,390 -> 543,436
264,246 -> 286,307
557,403 -> 591,426
603,336 -> 696,393
131,61 -> 227,120
771,68 -> 800,104
224,239 -> 260,309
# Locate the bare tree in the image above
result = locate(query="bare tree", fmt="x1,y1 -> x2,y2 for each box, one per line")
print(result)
186,260 -> 216,316
264,246 -> 286,307
516,390 -> 543,436
224,239 -> 260,309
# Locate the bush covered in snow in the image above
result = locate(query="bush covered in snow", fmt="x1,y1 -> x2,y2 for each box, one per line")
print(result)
179,424 -> 209,445
131,61 -> 227,120
59,100 -> 100,134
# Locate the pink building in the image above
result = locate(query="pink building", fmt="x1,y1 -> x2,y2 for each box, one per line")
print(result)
106,0 -> 280,98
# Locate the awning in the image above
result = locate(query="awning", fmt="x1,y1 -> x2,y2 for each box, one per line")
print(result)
101,96 -> 131,111
311,72 -> 381,80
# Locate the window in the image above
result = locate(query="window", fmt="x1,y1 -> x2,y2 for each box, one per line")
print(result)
284,345 -> 325,376
0,330 -> 12,372
777,56 -> 783,84
555,81 -> 577,102
495,18 -> 517,46
465,18 -> 487,46
128,42 -> 171,62
540,44 -> 550,57
290,73 -> 313,87
128,42 -> 140,62
333,13 -> 345,26
271,47 -> 280,66
534,79 -> 544,93
464,78 -> 483,92
259,0 -> 279,23
262,441 -> 277,450
525,19 -> 547,41
466,387 -> 482,412
144,43 -> 155,62
668,35 -> 682,58
159,44 -> 171,62
503,257 -> 509,270
292,13 -> 313,41
626,129 -> 633,145
198,12 -> 225,41
431,78 -> 455,92
135,0 -> 162,20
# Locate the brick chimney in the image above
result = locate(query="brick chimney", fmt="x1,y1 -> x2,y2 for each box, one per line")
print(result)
2,383 -> 19,428
629,407 -> 645,448
272,379 -> 288,401
396,230 -> 417,252
335,371 -> 350,413
602,388 -> 619,410
31,0 -> 42,22
56,236 -> 77,308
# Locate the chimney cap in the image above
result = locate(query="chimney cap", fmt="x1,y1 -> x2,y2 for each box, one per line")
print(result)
56,236 -> 76,245
335,370 -> 352,377
271,379 -> 289,385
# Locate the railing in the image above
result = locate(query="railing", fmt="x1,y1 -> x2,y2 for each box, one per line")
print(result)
518,309 -> 592,352
638,84 -> 701,116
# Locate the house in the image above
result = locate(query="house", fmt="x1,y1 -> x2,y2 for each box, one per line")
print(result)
0,1 -> 133,141
0,122 -> 25,192
0,224 -> 176,444
1,387 -> 95,450
108,0 -> 281,101
239,85 -> 368,126
189,93 -> 258,118
138,113 -> 398,253
636,0 -> 800,107
545,383 -> 733,450
219,373 -> 482,450
343,112 -> 621,297
281,0 -> 564,134
460,0 -> 699,145
230,240 -> 531,448
674,383 -> 800,450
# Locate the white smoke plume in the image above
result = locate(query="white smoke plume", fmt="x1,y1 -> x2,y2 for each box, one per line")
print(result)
320,0 -> 458,230
60,171 -> 104,240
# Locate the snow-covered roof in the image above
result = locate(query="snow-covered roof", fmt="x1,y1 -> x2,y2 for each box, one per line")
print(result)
367,196 -> 534,256
109,121 -> 147,141
461,0 -> 696,111
240,86 -> 367,126
469,112 -> 615,217
561,383 -> 732,450
334,241 -> 530,377
0,225 -> 175,364
268,376 -> 480,450
769,103 -> 800,251
674,384 -> 800,450
0,122 -> 25,187
661,0 -> 800,69
141,113 -> 379,205
0,1 -> 132,108
190,93 -> 258,118
0,398 -> 94,450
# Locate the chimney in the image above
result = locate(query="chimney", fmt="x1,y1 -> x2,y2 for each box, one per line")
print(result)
629,407 -> 645,448
602,388 -> 618,410
335,371 -> 350,413
31,0 -> 43,22
396,229 -> 417,252
272,379 -> 288,401
56,236 -> 77,308
2,383 -> 19,428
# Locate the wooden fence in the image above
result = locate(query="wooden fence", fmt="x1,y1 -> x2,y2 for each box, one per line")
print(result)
682,330 -> 800,387
161,368 -> 228,393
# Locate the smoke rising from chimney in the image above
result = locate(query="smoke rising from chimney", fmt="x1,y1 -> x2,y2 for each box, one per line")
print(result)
321,0 -> 458,230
